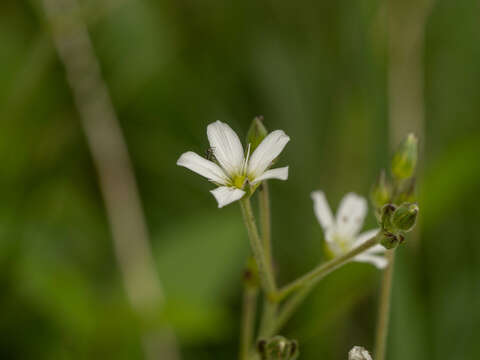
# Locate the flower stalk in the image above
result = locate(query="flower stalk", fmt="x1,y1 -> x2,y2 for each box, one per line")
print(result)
240,197 -> 277,295
374,249 -> 395,360
274,233 -> 381,302
240,285 -> 259,360
258,182 -> 279,337
270,285 -> 311,336
259,182 -> 273,275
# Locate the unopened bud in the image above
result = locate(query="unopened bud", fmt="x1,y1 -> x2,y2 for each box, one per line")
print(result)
392,203 -> 419,232
379,204 -> 404,249
247,116 -> 268,152
257,336 -> 299,360
380,204 -> 396,233
370,170 -> 391,209
349,346 -> 373,360
380,231 -> 404,249
391,133 -> 418,180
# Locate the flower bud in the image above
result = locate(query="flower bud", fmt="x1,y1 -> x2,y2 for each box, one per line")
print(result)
391,133 -> 418,180
247,116 -> 268,152
349,346 -> 373,360
380,204 -> 396,233
380,230 -> 404,249
392,202 -> 419,233
370,170 -> 391,210
379,204 -> 404,249
257,336 -> 299,360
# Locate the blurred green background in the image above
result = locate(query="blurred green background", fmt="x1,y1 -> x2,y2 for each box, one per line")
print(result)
1,0 -> 480,359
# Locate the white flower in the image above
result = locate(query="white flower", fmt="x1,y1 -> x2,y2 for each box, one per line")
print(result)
349,346 -> 373,360
177,120 -> 290,208
311,191 -> 387,269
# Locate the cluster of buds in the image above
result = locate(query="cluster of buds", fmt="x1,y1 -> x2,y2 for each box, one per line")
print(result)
257,336 -> 299,360
379,202 -> 419,249
370,133 -> 420,249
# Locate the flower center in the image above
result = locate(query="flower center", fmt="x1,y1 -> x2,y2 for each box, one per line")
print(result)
231,174 -> 247,189
328,232 -> 353,257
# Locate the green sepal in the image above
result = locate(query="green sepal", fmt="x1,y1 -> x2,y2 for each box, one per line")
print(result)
391,133 -> 418,180
392,202 -> 419,233
370,169 -> 391,210
380,230 -> 405,250
246,116 -> 268,152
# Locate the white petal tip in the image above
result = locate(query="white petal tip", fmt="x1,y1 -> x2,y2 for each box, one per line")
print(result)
176,151 -> 228,184
311,190 -> 334,230
355,254 -> 389,269
210,186 -> 246,208
176,152 -> 190,166
250,166 -> 289,184
310,190 -> 325,200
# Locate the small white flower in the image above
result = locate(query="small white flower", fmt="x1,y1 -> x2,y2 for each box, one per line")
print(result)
349,346 -> 373,360
311,191 -> 387,269
177,120 -> 290,208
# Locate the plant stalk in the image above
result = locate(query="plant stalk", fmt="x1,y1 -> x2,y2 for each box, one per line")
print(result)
270,285 -> 311,336
374,249 -> 395,360
274,234 -> 380,302
257,182 -> 278,337
259,182 -> 273,273
240,285 -> 258,360
240,197 -> 276,296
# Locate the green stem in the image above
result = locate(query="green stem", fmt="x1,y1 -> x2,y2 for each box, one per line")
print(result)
258,182 -> 278,338
240,285 -> 258,360
259,300 -> 277,338
274,234 -> 381,302
240,197 -> 276,295
374,249 -> 395,360
259,182 -> 273,274
270,285 -> 311,336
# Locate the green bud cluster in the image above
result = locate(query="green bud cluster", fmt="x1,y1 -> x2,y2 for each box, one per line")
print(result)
257,336 -> 299,360
379,202 -> 419,249
370,133 -> 420,249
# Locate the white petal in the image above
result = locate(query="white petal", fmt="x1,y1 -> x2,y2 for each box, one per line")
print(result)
354,253 -> 388,269
247,130 -> 290,178
311,191 -> 334,231
324,228 -> 338,245
365,244 -> 386,255
336,193 -> 367,238
207,121 -> 244,176
349,346 -> 373,360
177,151 -> 228,184
353,229 -> 380,247
250,166 -> 289,185
210,186 -> 246,208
